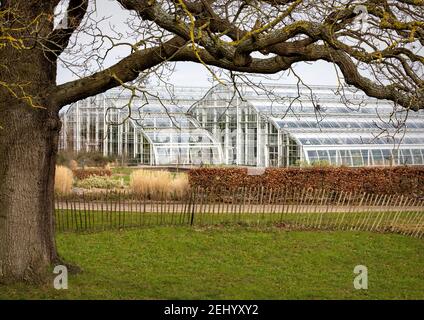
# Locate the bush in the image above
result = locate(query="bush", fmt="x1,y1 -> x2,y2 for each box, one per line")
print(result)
310,160 -> 332,167
72,168 -> 112,180
55,166 -> 74,195
130,170 -> 189,199
76,151 -> 116,167
188,167 -> 424,197
57,151 -> 116,168
56,151 -> 76,167
75,176 -> 122,190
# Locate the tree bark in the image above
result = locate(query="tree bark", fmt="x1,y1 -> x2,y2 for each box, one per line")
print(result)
0,103 -> 61,283
0,1 -> 60,281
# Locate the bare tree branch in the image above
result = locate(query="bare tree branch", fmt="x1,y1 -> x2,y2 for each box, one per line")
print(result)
52,36 -> 187,107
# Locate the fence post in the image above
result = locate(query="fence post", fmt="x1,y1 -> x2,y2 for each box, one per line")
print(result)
190,187 -> 198,226
412,201 -> 424,238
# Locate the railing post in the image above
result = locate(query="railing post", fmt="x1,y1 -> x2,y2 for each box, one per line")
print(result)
190,187 -> 198,226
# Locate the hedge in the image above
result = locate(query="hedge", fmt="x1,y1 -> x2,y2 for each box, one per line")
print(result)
188,167 -> 424,197
72,168 -> 112,180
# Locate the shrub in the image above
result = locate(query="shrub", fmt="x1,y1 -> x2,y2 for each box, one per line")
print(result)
56,151 -> 76,167
76,151 -> 116,167
72,168 -> 112,180
310,160 -> 333,168
57,151 -> 115,168
55,166 -> 74,195
188,167 -> 424,197
75,176 -> 122,190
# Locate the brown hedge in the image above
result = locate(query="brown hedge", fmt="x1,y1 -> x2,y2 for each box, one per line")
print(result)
72,168 -> 112,180
188,167 -> 424,197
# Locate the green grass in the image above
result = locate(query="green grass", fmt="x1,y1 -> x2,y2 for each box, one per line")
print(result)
55,209 -> 423,236
110,167 -> 135,185
110,167 -> 136,176
1,226 -> 424,299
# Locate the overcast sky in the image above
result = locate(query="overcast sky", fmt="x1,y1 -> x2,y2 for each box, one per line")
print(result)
56,0 -> 341,88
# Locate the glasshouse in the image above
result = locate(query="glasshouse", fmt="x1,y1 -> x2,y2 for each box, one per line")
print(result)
59,84 -> 424,167
59,86 -> 223,166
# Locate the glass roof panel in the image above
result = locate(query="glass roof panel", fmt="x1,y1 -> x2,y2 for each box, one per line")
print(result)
143,129 -> 216,144
290,131 -> 424,146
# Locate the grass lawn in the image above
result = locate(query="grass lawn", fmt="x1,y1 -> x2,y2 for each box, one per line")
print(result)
54,209 -> 422,235
1,226 -> 424,299
110,167 -> 136,185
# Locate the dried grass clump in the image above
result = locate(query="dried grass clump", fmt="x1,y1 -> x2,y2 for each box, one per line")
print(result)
130,170 -> 189,199
55,165 -> 74,195
130,170 -> 172,198
169,173 -> 189,199
69,159 -> 78,170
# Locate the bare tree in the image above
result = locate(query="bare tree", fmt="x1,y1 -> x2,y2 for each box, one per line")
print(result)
0,0 -> 422,283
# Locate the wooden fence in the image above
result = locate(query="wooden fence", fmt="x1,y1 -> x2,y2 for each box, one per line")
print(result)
54,187 -> 424,238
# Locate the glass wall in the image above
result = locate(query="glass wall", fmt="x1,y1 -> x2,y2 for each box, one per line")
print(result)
192,93 -> 264,166
60,90 -> 223,166
60,84 -> 424,168
304,147 -> 424,166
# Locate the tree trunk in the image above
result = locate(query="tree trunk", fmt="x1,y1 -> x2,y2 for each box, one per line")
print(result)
0,104 -> 61,283
0,2 -> 62,283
